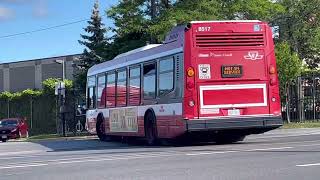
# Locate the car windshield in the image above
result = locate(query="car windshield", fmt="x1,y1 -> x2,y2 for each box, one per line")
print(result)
0,120 -> 18,127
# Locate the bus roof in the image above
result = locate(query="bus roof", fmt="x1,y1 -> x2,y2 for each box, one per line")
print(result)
190,20 -> 262,23
88,26 -> 185,76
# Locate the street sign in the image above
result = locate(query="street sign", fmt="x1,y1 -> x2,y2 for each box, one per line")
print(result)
55,81 -> 65,97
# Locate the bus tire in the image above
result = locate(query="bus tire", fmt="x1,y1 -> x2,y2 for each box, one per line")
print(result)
145,111 -> 158,145
96,115 -> 110,142
215,134 -> 246,144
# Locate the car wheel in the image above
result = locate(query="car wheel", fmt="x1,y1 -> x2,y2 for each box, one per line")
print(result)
145,112 -> 158,146
18,130 -> 22,139
25,130 -> 29,139
1,139 -> 7,142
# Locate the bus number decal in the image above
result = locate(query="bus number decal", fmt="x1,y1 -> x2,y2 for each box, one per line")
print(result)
198,26 -> 211,32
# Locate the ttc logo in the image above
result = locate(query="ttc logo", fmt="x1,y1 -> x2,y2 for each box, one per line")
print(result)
244,51 -> 264,60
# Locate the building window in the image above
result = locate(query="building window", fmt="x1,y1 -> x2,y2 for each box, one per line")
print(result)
129,66 -> 141,106
87,76 -> 96,109
97,74 -> 106,108
106,72 -> 116,107
159,57 -> 174,96
116,69 -> 127,106
143,63 -> 156,99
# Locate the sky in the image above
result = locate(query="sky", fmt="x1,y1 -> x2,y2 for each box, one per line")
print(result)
0,0 -> 118,63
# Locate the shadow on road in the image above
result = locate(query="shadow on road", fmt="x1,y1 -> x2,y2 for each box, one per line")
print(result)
28,136 -> 236,154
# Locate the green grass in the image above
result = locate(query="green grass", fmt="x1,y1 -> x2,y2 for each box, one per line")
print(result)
26,132 -> 90,141
282,121 -> 320,129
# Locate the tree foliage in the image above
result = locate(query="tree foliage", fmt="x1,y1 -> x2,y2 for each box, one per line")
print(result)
76,0 -> 108,95
79,1 -> 108,68
276,42 -> 302,96
274,0 -> 320,68
0,78 -> 72,101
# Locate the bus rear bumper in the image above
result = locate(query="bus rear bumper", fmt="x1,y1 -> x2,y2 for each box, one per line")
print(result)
185,115 -> 283,132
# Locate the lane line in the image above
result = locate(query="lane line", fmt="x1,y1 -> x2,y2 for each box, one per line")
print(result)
186,151 -> 237,156
0,150 -> 43,157
244,147 -> 293,152
296,163 -> 320,167
57,154 -> 173,164
185,147 -> 293,156
0,163 -> 48,170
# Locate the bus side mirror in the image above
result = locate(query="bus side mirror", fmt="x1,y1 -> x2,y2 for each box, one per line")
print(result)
271,26 -> 280,39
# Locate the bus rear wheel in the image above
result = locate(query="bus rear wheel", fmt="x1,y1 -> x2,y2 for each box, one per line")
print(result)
96,117 -> 110,142
145,112 -> 158,145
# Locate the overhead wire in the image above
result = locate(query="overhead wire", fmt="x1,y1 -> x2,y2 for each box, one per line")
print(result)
0,14 -> 107,39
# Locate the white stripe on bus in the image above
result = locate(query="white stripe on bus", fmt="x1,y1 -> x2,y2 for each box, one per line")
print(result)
199,84 -> 268,109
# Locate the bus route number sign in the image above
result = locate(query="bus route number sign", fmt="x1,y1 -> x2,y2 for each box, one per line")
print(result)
221,65 -> 243,78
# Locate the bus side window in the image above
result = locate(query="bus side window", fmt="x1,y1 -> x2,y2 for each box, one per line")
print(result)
97,74 -> 106,108
106,72 -> 116,107
116,69 -> 127,107
159,57 -> 174,96
129,66 -> 141,105
143,63 -> 156,99
87,76 -> 96,109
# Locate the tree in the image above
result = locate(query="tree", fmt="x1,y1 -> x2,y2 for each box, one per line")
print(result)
276,42 -> 302,122
76,0 -> 108,95
148,0 -> 221,41
274,0 -> 320,68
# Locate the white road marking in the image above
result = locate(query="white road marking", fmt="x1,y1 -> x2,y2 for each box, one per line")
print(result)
0,150 -> 43,157
185,147 -> 293,156
296,163 -> 320,167
244,147 -> 293,152
186,151 -> 237,156
0,163 -> 48,170
57,154 -> 173,164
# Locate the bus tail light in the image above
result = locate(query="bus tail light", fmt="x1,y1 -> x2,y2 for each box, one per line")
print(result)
187,67 -> 195,77
271,97 -> 276,102
269,66 -> 276,74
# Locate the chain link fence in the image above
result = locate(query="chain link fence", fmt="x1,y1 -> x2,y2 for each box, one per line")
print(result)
0,91 -> 86,136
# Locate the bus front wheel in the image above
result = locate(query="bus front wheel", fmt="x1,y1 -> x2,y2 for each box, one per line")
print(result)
145,112 -> 158,145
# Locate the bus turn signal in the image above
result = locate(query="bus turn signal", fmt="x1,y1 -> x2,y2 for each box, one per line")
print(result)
187,67 -> 195,77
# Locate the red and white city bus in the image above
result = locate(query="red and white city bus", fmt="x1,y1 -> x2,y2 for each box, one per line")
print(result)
85,20 -> 282,144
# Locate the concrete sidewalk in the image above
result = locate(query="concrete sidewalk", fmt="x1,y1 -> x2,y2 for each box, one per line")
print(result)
249,128 -> 320,139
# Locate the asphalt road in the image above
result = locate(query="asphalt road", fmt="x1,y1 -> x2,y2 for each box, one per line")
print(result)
1,128 -> 320,180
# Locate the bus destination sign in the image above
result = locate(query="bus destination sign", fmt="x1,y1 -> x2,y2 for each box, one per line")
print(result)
221,65 -> 243,78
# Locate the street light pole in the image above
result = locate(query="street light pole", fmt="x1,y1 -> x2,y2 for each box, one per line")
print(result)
55,59 -> 65,81
54,59 -> 66,136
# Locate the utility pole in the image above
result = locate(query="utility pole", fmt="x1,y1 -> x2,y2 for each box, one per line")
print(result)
55,81 -> 66,136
